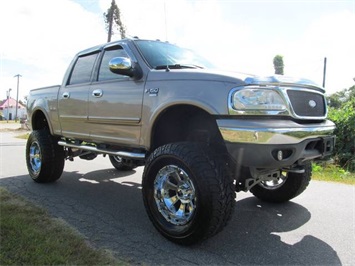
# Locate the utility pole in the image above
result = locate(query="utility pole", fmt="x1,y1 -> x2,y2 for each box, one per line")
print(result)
14,74 -> 22,120
107,0 -> 114,42
6,88 -> 12,123
105,0 -> 125,42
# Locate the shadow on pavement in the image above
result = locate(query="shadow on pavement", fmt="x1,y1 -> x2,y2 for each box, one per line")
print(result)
201,197 -> 341,265
0,169 -> 341,265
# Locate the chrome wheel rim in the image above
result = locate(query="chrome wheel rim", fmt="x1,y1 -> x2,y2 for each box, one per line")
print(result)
259,172 -> 288,190
154,165 -> 196,225
113,156 -> 123,164
29,141 -> 41,174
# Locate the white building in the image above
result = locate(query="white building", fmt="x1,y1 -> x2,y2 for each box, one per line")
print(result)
0,97 -> 27,120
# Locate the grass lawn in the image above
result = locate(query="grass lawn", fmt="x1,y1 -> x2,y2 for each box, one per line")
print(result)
0,187 -> 125,265
0,120 -> 19,124
312,163 -> 355,185
15,133 -> 29,139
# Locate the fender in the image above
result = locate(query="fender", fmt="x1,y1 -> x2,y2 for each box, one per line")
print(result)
27,86 -> 61,135
141,98 -> 220,149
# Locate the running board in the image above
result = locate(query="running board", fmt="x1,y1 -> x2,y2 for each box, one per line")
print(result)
58,141 -> 145,160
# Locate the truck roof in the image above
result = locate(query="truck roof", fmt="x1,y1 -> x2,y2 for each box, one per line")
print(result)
75,38 -> 146,57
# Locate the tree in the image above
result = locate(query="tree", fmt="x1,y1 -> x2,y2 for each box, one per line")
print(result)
104,0 -> 126,42
328,85 -> 355,108
273,55 -> 284,75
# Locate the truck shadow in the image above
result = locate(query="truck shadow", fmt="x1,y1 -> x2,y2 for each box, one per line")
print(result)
201,197 -> 341,265
0,169 -> 341,265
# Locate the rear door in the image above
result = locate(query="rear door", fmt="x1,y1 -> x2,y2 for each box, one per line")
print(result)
58,51 -> 99,139
87,45 -> 144,145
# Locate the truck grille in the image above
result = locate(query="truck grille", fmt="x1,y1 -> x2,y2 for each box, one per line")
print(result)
287,90 -> 326,118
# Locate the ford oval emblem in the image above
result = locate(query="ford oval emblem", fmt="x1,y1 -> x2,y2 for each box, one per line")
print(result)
308,100 -> 317,108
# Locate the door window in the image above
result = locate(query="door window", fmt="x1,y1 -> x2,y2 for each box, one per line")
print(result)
68,52 -> 99,85
98,47 -> 129,81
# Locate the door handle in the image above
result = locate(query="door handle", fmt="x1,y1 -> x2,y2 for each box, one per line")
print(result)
62,92 -> 70,99
92,89 -> 103,98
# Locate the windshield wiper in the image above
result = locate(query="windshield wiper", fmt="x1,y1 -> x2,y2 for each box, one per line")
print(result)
154,64 -> 204,70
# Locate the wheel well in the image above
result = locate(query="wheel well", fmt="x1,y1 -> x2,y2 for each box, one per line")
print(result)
31,111 -> 50,131
150,105 -> 224,151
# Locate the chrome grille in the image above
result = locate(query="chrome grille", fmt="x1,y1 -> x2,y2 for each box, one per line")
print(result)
287,90 -> 326,118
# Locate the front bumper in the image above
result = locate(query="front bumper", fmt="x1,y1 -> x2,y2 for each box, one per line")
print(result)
217,119 -> 335,168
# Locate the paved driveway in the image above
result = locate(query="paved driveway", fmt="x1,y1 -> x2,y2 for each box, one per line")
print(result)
0,129 -> 354,265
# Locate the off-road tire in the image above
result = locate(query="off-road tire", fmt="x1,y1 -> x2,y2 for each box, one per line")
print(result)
109,155 -> 137,171
142,142 -> 235,245
250,162 -> 312,203
26,129 -> 65,183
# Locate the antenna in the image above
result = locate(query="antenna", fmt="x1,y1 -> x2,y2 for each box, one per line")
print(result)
164,0 -> 169,72
164,0 -> 168,41
322,57 -> 327,88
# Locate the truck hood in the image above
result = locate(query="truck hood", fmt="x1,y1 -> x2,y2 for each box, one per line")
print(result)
147,69 -> 324,92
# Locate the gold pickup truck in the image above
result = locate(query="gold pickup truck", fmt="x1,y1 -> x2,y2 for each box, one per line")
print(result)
26,38 -> 335,245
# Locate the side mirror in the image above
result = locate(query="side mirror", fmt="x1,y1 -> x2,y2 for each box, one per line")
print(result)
109,57 -> 142,80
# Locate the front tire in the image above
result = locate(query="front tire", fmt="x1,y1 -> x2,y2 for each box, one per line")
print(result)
250,162 -> 312,203
142,142 -> 235,245
26,129 -> 65,183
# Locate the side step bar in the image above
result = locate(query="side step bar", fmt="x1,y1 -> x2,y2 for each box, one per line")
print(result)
58,141 -> 145,160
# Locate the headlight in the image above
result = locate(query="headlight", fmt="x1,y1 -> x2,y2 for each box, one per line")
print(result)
232,88 -> 286,111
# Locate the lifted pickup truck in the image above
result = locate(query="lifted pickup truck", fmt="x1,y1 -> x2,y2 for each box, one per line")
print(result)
26,38 -> 335,245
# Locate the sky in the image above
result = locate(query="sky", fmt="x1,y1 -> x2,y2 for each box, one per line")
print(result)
0,0 -> 354,102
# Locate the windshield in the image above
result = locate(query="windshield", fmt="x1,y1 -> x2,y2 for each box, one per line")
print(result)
134,40 -> 214,69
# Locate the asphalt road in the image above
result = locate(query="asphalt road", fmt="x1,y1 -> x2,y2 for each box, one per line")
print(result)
1,129 -> 354,265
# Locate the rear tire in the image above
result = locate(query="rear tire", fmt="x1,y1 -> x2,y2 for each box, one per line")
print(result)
250,162 -> 312,203
142,142 -> 235,245
26,129 -> 65,183
109,155 -> 137,171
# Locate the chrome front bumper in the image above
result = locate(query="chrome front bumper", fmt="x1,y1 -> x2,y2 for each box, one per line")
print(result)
218,119 -> 335,145
217,119 -> 335,168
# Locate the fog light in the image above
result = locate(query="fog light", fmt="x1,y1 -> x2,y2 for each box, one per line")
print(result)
272,149 -> 293,161
277,150 -> 283,161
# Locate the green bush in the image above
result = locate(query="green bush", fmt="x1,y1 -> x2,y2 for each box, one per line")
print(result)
328,90 -> 355,172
